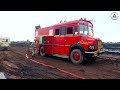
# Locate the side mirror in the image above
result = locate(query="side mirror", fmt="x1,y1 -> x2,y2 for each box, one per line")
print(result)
35,25 -> 41,29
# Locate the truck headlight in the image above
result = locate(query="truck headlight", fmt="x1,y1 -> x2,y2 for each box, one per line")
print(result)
89,45 -> 94,49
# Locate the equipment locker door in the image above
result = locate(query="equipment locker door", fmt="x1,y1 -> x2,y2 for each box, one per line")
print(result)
43,36 -> 53,54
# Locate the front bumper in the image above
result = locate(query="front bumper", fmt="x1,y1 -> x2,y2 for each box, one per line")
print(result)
85,50 -> 104,57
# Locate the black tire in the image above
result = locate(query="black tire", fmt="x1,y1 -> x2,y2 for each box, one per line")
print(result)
39,46 -> 45,57
70,49 -> 84,64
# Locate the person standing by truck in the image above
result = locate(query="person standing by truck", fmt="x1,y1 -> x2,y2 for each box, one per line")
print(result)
26,39 -> 30,52
31,39 -> 37,57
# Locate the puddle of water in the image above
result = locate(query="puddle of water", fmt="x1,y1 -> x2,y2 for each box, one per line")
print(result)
0,72 -> 7,79
103,48 -> 120,53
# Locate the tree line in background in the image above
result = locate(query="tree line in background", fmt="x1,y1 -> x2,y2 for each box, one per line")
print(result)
10,41 -> 33,47
103,42 -> 120,49
103,42 -> 120,44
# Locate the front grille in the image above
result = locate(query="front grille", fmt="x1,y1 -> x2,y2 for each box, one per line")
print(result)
97,40 -> 102,51
95,40 -> 98,50
95,40 -> 102,51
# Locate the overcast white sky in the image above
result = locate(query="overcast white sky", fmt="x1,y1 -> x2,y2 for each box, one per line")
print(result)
0,11 -> 119,42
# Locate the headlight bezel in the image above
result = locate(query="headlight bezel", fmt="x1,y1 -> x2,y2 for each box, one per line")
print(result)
89,45 -> 95,50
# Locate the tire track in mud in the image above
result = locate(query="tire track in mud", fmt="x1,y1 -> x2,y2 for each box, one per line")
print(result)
6,47 -> 120,79
11,48 -> 84,79
33,54 -> 120,79
0,49 -> 78,79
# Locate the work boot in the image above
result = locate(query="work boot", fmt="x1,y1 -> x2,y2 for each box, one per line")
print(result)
32,56 -> 34,57
32,54 -> 35,57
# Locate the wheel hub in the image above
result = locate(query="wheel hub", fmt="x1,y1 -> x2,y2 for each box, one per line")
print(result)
73,52 -> 80,61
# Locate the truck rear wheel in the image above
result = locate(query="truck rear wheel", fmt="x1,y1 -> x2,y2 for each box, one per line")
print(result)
70,49 -> 84,64
39,46 -> 45,57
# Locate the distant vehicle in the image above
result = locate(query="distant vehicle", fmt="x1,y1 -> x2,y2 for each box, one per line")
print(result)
35,18 -> 104,64
0,37 -> 10,51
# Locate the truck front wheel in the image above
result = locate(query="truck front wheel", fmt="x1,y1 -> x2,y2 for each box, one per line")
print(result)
39,46 -> 45,57
70,49 -> 84,64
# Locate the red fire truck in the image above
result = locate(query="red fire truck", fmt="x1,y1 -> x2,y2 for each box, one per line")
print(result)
35,18 -> 104,64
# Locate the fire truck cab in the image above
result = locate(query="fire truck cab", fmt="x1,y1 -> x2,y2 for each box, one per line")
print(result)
35,18 -> 104,64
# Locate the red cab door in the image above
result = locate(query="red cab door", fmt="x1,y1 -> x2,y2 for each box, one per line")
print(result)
58,26 -> 66,55
53,27 -> 60,54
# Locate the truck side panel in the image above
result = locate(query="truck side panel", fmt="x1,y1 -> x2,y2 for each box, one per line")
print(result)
43,36 -> 54,54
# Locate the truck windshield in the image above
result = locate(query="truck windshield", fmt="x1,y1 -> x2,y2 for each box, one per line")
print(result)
80,24 -> 93,36
2,39 -> 8,42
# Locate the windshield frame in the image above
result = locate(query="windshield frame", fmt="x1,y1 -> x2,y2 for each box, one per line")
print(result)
88,25 -> 94,37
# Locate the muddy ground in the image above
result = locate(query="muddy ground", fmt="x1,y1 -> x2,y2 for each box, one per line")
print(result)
0,46 -> 120,79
